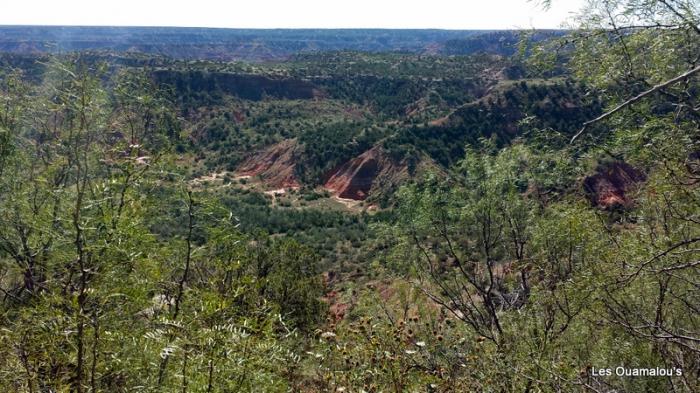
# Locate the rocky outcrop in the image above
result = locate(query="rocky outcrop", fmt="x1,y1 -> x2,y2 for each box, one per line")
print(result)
237,139 -> 300,188
324,148 -> 384,200
583,161 -> 645,209
323,146 -> 435,201
238,141 -> 436,200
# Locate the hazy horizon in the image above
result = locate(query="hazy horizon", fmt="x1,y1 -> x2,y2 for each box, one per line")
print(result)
3,0 -> 585,30
0,25 -> 571,31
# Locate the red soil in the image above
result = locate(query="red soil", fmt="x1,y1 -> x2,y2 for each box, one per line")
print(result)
237,139 -> 300,188
324,147 -> 405,201
583,161 -> 645,209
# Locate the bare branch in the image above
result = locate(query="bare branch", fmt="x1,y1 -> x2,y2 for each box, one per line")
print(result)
571,64 -> 700,142
655,260 -> 700,273
658,0 -> 700,36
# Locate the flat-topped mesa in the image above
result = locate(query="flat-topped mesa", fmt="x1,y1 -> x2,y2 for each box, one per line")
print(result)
152,70 -> 321,101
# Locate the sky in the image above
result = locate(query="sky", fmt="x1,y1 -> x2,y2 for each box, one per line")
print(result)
1,0 -> 586,29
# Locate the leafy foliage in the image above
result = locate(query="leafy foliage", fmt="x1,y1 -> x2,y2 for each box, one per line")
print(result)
1,2 -> 700,391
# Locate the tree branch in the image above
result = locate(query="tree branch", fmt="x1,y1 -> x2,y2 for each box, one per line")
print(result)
658,0 -> 700,36
571,64 -> 700,142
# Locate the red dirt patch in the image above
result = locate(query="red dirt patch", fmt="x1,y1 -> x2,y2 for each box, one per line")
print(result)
583,161 -> 645,209
325,153 -> 380,200
237,139 -> 300,188
323,146 -> 432,201
322,289 -> 351,323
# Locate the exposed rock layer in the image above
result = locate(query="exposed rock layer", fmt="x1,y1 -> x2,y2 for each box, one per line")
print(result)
237,139 -> 300,188
323,146 -> 434,201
